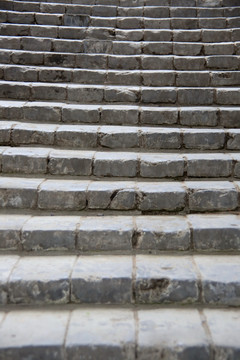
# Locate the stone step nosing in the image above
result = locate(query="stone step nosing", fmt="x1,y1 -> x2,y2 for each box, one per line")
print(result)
1,213 -> 240,252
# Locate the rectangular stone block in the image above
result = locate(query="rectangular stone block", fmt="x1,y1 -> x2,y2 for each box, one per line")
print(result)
49,150 -> 93,176
93,152 -> 138,177
38,180 -> 88,210
186,154 -> 232,177
77,216 -> 134,251
12,123 -> 56,146
0,215 -> 30,250
135,216 -> 190,250
55,125 -> 98,149
71,256 -> 132,303
135,255 -> 198,304
141,128 -> 181,149
8,256 -> 75,304
183,129 -> 225,149
137,182 -> 186,211
186,181 -> 238,212
99,126 -> 139,148
140,153 -> 184,178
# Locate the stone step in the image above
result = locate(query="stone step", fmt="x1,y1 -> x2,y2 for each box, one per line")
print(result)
1,0 -> 239,8
1,213 -> 240,252
0,176 -> 239,212
2,65 -> 240,87
2,121 -> 240,150
0,253 -> 240,305
1,37 -> 240,56
1,18 -> 240,34
1,81 -> 240,105
2,50 -> 240,70
1,146 -> 240,179
2,101 -> 240,128
0,307 -> 239,359
1,7 -> 240,24
1,24 -> 240,41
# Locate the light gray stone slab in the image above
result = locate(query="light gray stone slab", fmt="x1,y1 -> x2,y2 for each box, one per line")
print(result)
99,125 -> 139,148
135,255 -> 198,304
137,182 -> 186,211
66,309 -> 135,360
38,180 -> 89,210
93,152 -> 138,177
194,255 -> 240,306
0,215 -> 30,250
12,123 -> 57,146
9,256 -> 76,304
186,153 -> 232,177
0,177 -> 41,209
49,149 -> 94,176
71,256 -> 132,304
2,147 -> 50,174
138,309 -> 209,360
141,128 -> 181,150
87,181 -> 136,210
186,181 -> 238,212
22,216 -> 80,251
0,255 -> 19,304
204,309 -> 240,359
77,216 -> 133,251
135,216 -> 190,250
55,125 -> 98,149
140,153 -> 184,178
188,214 -> 240,251
0,310 -> 69,360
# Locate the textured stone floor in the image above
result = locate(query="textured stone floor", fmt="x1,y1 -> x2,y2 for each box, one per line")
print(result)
0,0 -> 240,358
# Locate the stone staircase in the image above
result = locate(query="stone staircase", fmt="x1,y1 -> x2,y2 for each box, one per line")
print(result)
0,0 -> 240,358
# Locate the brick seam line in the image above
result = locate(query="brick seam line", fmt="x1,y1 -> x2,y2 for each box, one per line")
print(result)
191,255 -> 203,304
199,309 -> 216,360
62,309 -> 73,360
18,214 -> 32,252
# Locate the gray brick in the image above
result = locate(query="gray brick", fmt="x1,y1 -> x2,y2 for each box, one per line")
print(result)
183,129 -> 225,149
216,88 -> 240,105
188,214 -> 240,251
206,56 -> 239,70
186,181 -> 238,212
137,182 -> 186,211
68,85 -> 104,103
140,153 -> 184,178
180,107 -> 218,126
219,108 -> 240,128
66,309 -> 135,360
186,154 -> 232,177
0,255 -> 19,304
0,310 -> 69,360
2,147 -> 49,174
0,215 -> 30,251
135,216 -> 190,250
8,256 -> 75,304
12,123 -> 56,146
32,84 -> 67,101
22,216 -> 79,251
142,71 -> 175,87
49,150 -> 94,176
93,152 -> 138,177
99,126 -> 139,148
141,128 -> 181,149
174,56 -> 206,70
55,125 -> 98,149
140,107 -> 178,125
105,86 -> 140,102
135,255 -> 198,303
142,87 -> 177,104
62,104 -> 100,124
101,105 -> 138,125
176,72 -> 210,86
227,130 -> 240,150
0,177 -> 40,209
71,256 -> 132,303
138,309 -> 209,360
178,88 -> 214,105
77,216 -> 133,251
195,255 -> 240,306
87,181 -> 136,210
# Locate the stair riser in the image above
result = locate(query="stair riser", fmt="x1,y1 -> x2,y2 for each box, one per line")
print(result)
2,51 -> 240,71
1,148 -> 240,179
0,254 -> 239,306
0,177 -> 239,213
2,67 -> 240,87
1,214 -> 240,252
2,103 -> 240,128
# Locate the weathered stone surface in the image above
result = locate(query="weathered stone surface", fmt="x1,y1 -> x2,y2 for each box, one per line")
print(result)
8,256 -> 75,304
71,256 -> 132,303
195,255 -> 240,306
135,216 -> 190,250
66,309 -> 135,360
135,255 -> 198,304
138,309 -> 209,360
188,214 -> 240,251
77,216 -> 133,251
0,310 -> 69,360
0,256 -> 19,304
0,215 -> 30,250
